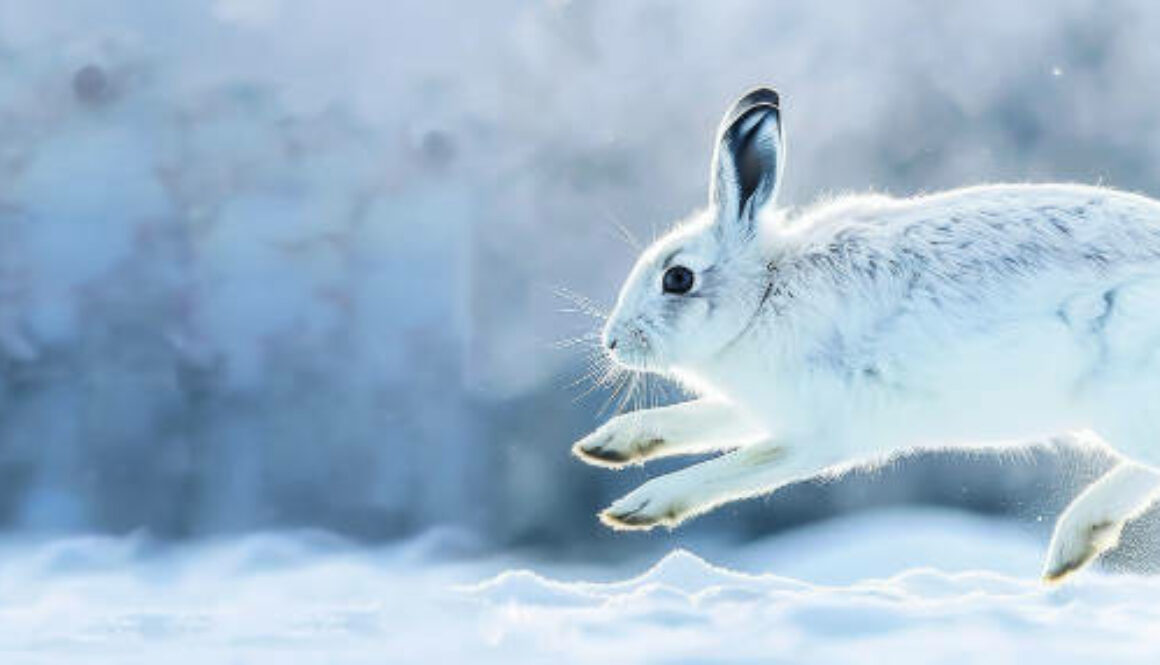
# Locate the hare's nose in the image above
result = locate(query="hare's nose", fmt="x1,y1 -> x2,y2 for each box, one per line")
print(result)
602,321 -> 621,352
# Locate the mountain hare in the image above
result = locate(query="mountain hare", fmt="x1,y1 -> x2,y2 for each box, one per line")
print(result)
573,87 -> 1160,581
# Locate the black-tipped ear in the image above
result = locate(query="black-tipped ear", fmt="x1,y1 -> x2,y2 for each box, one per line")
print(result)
709,87 -> 784,237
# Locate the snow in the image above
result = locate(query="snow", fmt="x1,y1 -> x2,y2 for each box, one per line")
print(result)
2,509 -> 1158,664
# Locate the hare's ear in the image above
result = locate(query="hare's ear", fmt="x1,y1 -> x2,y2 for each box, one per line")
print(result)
709,87 -> 784,240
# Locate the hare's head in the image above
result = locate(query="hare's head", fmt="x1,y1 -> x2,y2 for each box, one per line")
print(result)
603,88 -> 785,373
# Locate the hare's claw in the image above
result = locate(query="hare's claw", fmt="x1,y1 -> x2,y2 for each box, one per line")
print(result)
572,428 -> 663,469
1043,519 -> 1120,583
599,484 -> 687,531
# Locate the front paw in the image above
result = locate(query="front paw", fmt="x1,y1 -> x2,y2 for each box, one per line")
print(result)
572,422 -> 663,469
598,484 -> 688,531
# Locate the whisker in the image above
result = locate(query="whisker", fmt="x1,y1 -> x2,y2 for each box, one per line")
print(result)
573,348 -> 621,394
552,285 -> 610,321
597,369 -> 633,417
580,347 -> 612,375
571,359 -> 615,402
628,371 -> 643,414
641,372 -> 659,412
614,372 -> 640,416
601,206 -> 642,252
551,332 -> 602,350
568,359 -> 608,390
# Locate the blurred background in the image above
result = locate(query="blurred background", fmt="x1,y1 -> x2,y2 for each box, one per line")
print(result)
3,0 -> 1160,568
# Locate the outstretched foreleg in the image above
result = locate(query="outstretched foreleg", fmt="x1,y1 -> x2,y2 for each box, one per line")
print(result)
573,399 -> 764,469
599,440 -> 825,530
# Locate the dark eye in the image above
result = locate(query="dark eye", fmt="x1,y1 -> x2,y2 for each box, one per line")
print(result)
662,265 -> 695,294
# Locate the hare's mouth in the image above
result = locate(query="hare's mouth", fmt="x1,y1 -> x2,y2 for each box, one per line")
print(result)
606,325 -> 656,371
609,346 -> 652,371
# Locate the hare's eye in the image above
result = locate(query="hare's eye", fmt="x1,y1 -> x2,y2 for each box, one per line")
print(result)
662,265 -> 695,294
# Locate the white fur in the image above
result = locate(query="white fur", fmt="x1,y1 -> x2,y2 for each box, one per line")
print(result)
574,88 -> 1160,581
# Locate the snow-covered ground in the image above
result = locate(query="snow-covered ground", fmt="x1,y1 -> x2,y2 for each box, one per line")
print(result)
2,508 -> 1158,664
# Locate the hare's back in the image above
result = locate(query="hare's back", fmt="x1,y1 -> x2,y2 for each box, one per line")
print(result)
894,183 -> 1160,260
789,184 -> 1160,317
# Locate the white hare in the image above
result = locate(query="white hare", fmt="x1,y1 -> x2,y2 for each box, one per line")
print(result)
572,87 -> 1160,582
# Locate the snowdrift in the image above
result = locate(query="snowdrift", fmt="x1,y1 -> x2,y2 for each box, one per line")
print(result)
0,509 -> 1157,663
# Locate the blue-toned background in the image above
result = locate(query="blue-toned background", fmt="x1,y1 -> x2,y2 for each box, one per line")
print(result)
3,0 -> 1160,566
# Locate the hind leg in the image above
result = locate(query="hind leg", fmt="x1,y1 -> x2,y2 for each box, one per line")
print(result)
1043,461 -> 1160,582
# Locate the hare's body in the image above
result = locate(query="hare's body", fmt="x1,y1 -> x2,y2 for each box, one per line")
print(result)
704,184 -> 1160,465
572,88 -> 1160,581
